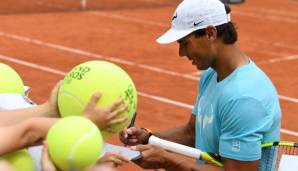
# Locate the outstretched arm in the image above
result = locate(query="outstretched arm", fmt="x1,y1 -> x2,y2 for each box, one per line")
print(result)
0,81 -> 61,126
0,117 -> 58,155
0,92 -> 129,155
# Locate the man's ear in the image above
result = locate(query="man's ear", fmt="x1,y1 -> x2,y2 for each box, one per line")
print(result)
205,26 -> 217,41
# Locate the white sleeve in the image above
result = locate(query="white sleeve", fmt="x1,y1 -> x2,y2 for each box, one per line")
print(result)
0,93 -> 35,110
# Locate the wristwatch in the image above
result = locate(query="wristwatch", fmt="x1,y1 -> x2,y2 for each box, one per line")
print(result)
141,127 -> 153,144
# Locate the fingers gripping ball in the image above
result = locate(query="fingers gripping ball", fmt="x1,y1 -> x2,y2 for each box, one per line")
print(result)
1,149 -> 35,171
0,63 -> 24,95
58,60 -> 138,138
46,116 -> 104,171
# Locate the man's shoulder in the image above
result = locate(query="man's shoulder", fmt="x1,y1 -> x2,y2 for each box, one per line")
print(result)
221,63 -> 277,99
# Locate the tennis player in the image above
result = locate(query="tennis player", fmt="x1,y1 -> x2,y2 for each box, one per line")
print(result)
120,0 -> 281,170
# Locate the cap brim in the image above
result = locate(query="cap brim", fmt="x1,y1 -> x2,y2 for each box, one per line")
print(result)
156,27 -> 198,44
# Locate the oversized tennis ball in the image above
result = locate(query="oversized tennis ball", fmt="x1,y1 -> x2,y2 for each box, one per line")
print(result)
0,63 -> 24,95
46,116 -> 103,171
58,60 -> 137,138
1,149 -> 35,171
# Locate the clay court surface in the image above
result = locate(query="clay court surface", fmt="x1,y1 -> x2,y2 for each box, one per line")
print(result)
0,0 -> 297,170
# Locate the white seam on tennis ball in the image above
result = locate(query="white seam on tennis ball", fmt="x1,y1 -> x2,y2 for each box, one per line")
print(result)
67,129 -> 98,168
60,91 -> 85,111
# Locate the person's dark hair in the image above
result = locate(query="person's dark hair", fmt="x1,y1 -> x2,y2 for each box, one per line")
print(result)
193,4 -> 237,44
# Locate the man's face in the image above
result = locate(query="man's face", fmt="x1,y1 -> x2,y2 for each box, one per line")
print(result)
177,32 -> 216,70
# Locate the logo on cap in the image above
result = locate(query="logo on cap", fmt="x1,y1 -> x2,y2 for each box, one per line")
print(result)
194,21 -> 204,26
172,13 -> 178,21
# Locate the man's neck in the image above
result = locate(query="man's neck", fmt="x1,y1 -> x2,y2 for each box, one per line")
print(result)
212,43 -> 248,82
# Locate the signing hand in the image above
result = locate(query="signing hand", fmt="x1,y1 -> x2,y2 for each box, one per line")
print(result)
119,127 -> 150,146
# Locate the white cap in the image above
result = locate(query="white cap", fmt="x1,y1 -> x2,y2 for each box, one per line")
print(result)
157,0 -> 231,44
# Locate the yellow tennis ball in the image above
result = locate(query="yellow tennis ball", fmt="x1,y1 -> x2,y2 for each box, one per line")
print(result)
58,60 -> 138,138
0,63 -> 24,95
46,116 -> 103,171
1,149 -> 35,171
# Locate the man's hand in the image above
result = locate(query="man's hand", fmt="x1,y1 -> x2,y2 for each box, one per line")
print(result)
131,144 -> 170,169
119,127 -> 150,146
84,93 -> 128,132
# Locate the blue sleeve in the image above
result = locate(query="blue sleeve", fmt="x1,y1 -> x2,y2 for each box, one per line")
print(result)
219,97 -> 274,161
